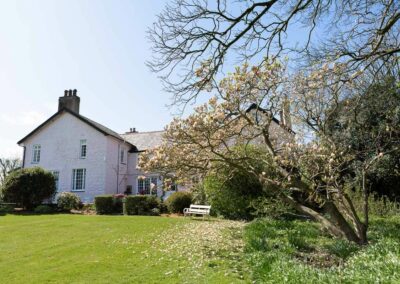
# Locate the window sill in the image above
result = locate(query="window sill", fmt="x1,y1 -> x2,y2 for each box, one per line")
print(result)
71,190 -> 85,192
31,162 -> 39,164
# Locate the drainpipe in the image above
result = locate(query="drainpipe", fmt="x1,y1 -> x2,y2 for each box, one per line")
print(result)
21,146 -> 26,168
116,144 -> 120,194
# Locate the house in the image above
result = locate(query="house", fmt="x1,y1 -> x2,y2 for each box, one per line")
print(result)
17,90 -> 171,203
17,90 -> 294,203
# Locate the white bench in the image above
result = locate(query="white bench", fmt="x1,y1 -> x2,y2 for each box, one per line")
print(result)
183,204 -> 211,218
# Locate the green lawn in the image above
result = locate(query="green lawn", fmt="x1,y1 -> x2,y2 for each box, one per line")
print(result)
0,214 -> 248,284
2,214 -> 399,284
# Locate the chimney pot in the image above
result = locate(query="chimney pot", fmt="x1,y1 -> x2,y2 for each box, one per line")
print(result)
64,90 -> 68,96
73,89 -> 77,96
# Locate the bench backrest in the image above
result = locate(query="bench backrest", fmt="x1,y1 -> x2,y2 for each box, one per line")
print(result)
189,204 -> 211,213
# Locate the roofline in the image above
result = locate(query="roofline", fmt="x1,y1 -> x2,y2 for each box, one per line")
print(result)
120,130 -> 165,135
17,108 -> 135,146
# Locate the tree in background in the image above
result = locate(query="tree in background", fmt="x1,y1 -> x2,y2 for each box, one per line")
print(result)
1,167 -> 56,210
149,0 -> 399,105
326,75 -> 400,200
0,158 -> 21,185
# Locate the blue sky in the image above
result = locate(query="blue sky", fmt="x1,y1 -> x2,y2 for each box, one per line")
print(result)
0,0 -> 324,158
0,0 -> 172,157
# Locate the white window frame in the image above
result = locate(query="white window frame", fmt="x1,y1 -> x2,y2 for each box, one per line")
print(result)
80,139 -> 87,159
51,171 -> 60,192
32,144 -> 41,163
120,148 -> 125,164
137,176 -> 158,195
72,168 -> 86,191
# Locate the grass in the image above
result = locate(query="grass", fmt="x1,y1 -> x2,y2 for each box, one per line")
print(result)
244,215 -> 400,283
0,214 -> 248,284
1,213 -> 399,283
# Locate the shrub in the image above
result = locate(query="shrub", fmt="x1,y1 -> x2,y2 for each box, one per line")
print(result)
57,192 -> 81,211
124,195 -> 160,215
0,204 -> 14,213
349,190 -> 400,217
34,204 -> 55,214
165,191 -> 192,213
203,145 -> 290,220
204,172 -> 265,220
0,167 -> 56,210
95,195 -> 114,214
159,201 -> 169,214
150,208 -> 160,216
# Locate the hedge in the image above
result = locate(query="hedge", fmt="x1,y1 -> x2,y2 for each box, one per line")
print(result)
124,195 -> 160,215
94,195 -> 114,214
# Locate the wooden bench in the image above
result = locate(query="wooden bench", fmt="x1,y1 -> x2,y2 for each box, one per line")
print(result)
183,204 -> 211,218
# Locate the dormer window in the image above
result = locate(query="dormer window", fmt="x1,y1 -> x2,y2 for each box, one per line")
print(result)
32,144 -> 41,163
80,139 -> 87,158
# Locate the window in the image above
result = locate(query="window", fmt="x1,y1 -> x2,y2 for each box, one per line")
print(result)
72,169 -> 86,191
32,144 -> 41,163
51,171 -> 60,191
120,149 -> 125,164
137,176 -> 158,195
80,139 -> 87,158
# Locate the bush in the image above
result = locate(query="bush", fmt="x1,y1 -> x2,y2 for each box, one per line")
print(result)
165,191 -> 192,214
57,192 -> 81,211
204,172 -> 267,220
150,208 -> 160,216
95,195 -> 114,214
159,201 -> 169,214
0,167 -> 56,210
124,195 -> 160,215
34,204 -> 55,214
113,194 -> 125,214
203,145 -> 289,220
0,204 -> 14,213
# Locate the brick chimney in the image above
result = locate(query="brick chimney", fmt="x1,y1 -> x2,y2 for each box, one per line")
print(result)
58,89 -> 80,113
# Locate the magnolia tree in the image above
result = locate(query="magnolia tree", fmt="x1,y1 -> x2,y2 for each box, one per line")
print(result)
140,60 -> 394,244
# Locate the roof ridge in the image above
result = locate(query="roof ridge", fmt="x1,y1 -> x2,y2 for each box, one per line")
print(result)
121,130 -> 165,135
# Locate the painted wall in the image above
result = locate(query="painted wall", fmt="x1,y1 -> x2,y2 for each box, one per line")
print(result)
104,137 -> 131,195
21,112 -> 108,203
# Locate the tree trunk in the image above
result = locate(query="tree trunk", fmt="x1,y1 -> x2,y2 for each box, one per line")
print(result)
281,193 -> 367,245
322,201 -> 363,244
281,195 -> 344,238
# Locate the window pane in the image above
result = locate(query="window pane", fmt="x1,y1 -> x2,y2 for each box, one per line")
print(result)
73,169 -> 86,190
32,145 -> 41,163
80,140 -> 87,158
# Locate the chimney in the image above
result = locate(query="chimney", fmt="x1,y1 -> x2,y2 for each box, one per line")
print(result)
280,98 -> 292,130
58,89 -> 80,113
125,127 -> 137,134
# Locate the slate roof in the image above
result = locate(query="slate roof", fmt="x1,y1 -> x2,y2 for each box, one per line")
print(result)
17,108 -> 134,146
121,131 -> 164,152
